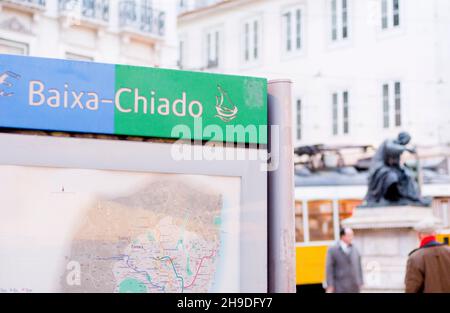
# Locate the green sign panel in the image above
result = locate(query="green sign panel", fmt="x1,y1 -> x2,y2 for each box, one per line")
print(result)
0,55 -> 267,144
115,66 -> 267,144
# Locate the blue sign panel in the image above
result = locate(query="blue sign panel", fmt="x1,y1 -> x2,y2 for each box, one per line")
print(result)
0,55 -> 115,134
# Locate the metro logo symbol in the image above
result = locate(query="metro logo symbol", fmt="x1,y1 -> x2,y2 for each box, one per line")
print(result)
0,55 -> 267,144
0,70 -> 20,97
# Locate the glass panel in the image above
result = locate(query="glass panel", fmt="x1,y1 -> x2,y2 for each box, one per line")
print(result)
215,30 -> 219,64
244,23 -> 249,61
296,99 -> 302,140
284,12 -> 291,51
383,84 -> 390,128
308,200 -> 334,241
178,40 -> 184,68
295,201 -> 304,243
296,9 -> 301,49
253,20 -> 258,59
338,199 -> 362,223
342,0 -> 348,38
393,0 -> 400,26
331,0 -> 337,40
297,100 -> 302,140
343,91 -> 349,134
207,32 -> 211,61
381,0 -> 388,29
332,93 -> 338,135
394,81 -> 401,127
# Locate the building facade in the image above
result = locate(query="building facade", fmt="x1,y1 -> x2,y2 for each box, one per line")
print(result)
177,0 -> 450,148
0,0 -> 178,67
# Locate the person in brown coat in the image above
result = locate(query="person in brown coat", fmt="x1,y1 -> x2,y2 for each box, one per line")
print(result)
405,219 -> 450,293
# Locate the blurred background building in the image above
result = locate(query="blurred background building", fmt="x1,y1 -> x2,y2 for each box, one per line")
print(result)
177,0 -> 450,147
0,0 -> 178,67
177,0 -> 450,292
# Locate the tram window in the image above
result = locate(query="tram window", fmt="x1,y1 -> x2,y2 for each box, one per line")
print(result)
338,199 -> 362,221
308,200 -> 334,241
295,201 -> 304,242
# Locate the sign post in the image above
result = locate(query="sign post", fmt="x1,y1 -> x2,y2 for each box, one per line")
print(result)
268,79 -> 296,293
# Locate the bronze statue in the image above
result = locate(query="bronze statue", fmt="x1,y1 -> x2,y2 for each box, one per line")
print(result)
363,132 -> 431,207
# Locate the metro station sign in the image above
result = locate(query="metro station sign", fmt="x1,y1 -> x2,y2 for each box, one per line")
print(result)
0,55 -> 267,144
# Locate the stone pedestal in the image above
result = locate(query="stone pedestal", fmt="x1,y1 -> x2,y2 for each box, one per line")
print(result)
341,206 -> 441,293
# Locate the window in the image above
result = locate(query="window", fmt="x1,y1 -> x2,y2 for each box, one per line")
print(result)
282,7 -> 302,54
383,84 -> 390,128
66,52 -> 94,62
382,81 -> 402,128
342,0 -> 348,38
393,0 -> 400,26
296,198 -> 361,244
253,20 -> 258,60
295,201 -> 304,242
332,93 -> 338,135
394,82 -> 401,127
381,0 -> 388,29
338,199 -> 361,226
245,23 -> 250,61
330,0 -> 349,41
243,17 -> 260,64
331,0 -> 337,40
339,199 -> 361,219
308,200 -> 334,242
177,39 -> 185,69
343,91 -> 349,134
332,90 -> 350,135
296,99 -> 302,140
381,0 -> 400,30
0,38 -> 28,55
205,29 -> 220,69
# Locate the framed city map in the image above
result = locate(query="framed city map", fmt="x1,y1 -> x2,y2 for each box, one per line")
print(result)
0,133 -> 267,293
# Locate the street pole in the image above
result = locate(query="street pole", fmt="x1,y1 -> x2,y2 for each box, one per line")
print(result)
267,79 -> 296,293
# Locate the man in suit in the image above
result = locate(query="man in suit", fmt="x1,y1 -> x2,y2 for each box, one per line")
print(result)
325,227 -> 364,293
405,219 -> 450,293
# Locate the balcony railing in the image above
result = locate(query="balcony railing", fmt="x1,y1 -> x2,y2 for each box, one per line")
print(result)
2,0 -> 46,10
119,1 -> 165,37
59,0 -> 110,24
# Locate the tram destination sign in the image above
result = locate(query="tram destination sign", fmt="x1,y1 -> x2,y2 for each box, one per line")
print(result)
0,55 -> 267,144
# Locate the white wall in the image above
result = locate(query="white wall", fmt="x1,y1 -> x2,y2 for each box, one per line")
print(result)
178,0 -> 450,148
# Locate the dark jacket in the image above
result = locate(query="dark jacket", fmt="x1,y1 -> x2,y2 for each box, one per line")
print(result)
405,241 -> 450,293
325,242 -> 363,293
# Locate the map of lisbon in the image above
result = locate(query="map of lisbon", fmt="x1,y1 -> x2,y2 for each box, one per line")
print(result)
0,166 -> 240,293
